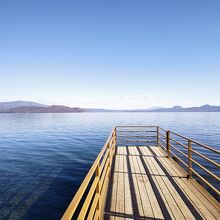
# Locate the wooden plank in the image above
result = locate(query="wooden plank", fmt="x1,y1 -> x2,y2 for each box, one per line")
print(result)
188,179 -> 220,211
148,156 -> 165,176
121,146 -> 127,155
132,152 -> 154,218
157,146 -> 220,209
117,147 -> 123,155
139,146 -> 153,156
128,154 -> 145,218
155,147 -> 219,219
154,175 -> 186,220
157,146 -> 220,210
106,145 -> 220,220
162,177 -> 195,220
135,148 -> 164,219
109,154 -> 120,220
181,178 -> 220,219
151,146 -> 166,156
123,149 -> 134,220
115,152 -> 125,220
157,154 -> 220,220
128,147 -> 134,156
175,178 -> 216,220
146,155 -> 187,220
131,147 -> 140,155
142,174 -> 164,219
127,146 -> 132,155
141,146 -> 220,220
143,156 -> 161,176
144,155 -> 187,219
143,155 -> 176,220
128,146 -> 140,155
164,154 -> 220,210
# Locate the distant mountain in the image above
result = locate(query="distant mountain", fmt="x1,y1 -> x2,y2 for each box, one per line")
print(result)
0,101 -> 47,111
0,101 -> 220,113
150,105 -> 220,112
1,105 -> 85,113
97,105 -> 220,112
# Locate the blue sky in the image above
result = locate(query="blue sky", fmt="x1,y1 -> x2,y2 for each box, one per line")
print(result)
0,0 -> 220,109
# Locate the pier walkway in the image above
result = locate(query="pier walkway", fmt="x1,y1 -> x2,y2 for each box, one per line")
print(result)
104,146 -> 219,220
62,126 -> 220,220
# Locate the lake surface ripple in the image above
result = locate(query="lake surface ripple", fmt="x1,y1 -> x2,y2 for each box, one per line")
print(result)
0,113 -> 219,219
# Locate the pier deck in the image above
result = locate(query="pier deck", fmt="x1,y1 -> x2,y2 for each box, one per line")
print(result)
104,146 -> 220,220
62,126 -> 220,220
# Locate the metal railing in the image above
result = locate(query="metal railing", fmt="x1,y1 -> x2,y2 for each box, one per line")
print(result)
158,127 -> 220,197
62,125 -> 220,219
116,125 -> 158,145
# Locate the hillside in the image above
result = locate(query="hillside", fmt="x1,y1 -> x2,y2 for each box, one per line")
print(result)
0,101 -> 47,111
1,105 -> 85,113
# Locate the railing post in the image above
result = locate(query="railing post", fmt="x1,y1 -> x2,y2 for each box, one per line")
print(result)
188,140 -> 192,179
95,164 -> 100,217
108,142 -> 111,177
157,126 -> 159,147
114,129 -> 116,155
108,142 -> 111,165
166,130 -> 170,158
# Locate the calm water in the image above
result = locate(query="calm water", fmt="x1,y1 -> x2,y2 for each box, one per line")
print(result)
0,113 -> 219,219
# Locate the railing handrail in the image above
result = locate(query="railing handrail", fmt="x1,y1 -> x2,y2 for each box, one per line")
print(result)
158,127 -> 220,154
116,125 -> 157,127
157,126 -> 220,196
168,130 -> 220,154
61,127 -> 116,220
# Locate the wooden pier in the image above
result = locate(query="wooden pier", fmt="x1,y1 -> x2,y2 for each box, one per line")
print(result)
62,126 -> 220,220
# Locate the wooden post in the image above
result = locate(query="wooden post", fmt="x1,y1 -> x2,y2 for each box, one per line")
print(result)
166,130 -> 170,158
188,140 -> 192,179
113,130 -> 116,155
108,142 -> 111,177
95,164 -> 100,217
157,126 -> 159,147
114,129 -> 116,151
108,142 -> 111,165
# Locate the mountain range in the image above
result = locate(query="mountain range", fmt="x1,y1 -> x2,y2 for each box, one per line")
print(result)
0,101 -> 220,113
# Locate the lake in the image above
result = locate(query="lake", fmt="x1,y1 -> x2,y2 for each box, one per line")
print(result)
0,112 -> 219,220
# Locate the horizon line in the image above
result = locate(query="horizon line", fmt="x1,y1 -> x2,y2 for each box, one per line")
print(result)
0,100 -> 219,111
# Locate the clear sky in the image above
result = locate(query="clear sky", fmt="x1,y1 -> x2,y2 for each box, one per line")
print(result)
0,0 -> 220,109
